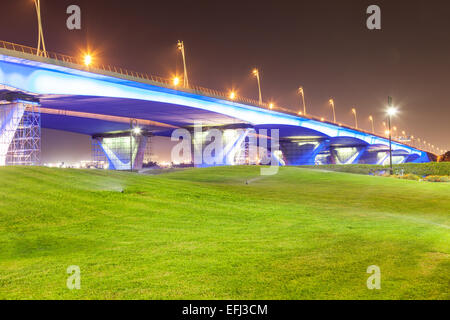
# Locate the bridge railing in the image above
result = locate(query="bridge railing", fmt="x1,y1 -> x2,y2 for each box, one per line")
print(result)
0,40 -> 273,109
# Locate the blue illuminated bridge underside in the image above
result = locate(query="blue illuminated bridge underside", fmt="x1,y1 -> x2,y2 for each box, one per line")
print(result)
0,48 -> 431,167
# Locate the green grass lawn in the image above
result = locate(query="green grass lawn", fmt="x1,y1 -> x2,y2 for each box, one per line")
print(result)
0,166 -> 449,299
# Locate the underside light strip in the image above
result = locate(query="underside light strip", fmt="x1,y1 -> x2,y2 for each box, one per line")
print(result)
39,107 -> 177,129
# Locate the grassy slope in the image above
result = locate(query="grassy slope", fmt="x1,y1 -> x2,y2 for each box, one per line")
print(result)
0,166 -> 448,300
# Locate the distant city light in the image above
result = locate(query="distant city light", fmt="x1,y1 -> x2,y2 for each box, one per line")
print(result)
269,103 -> 274,109
132,127 -> 142,135
173,77 -> 180,86
229,91 -> 236,100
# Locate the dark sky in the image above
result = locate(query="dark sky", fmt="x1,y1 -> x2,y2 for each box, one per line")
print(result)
1,0 -> 449,155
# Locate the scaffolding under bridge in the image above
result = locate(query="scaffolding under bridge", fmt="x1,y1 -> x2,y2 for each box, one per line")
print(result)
0,99 -> 41,167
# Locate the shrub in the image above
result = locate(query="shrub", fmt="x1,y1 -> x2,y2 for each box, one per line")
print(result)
424,175 -> 450,182
299,162 -> 450,176
404,174 -> 420,181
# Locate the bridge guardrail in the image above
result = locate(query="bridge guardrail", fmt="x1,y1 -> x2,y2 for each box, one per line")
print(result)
0,40 -> 273,109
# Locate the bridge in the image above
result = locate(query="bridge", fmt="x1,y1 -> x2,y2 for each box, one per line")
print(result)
0,41 -> 432,170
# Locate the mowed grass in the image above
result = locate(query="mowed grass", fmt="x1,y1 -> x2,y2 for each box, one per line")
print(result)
0,166 -> 449,300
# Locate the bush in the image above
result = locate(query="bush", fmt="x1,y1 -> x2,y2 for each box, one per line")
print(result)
402,174 -> 420,181
300,162 -> 450,176
423,175 -> 450,182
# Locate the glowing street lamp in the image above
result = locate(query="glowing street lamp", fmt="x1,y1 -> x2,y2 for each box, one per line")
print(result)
386,97 -> 397,174
252,68 -> 262,105
83,54 -> 92,67
298,87 -> 306,115
229,91 -> 236,100
269,102 -> 274,110
329,99 -> 336,123
369,115 -> 375,133
172,76 -> 180,86
133,127 -> 142,135
351,108 -> 358,129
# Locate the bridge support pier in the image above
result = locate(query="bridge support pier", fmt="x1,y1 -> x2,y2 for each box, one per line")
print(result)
0,102 -> 41,166
92,132 -> 150,170
189,126 -> 281,167
279,138 -> 330,165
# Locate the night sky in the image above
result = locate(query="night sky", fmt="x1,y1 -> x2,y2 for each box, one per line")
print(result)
1,0 -> 449,159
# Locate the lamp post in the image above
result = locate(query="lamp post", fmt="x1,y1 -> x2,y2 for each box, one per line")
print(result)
177,41 -> 189,88
252,69 -> 262,105
351,108 -> 358,129
329,99 -> 336,123
129,119 -> 141,172
387,96 -> 397,175
33,0 -> 47,57
369,115 -> 375,133
298,87 -> 306,115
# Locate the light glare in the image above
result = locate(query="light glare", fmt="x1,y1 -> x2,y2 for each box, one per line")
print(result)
84,54 -> 92,67
387,107 -> 397,116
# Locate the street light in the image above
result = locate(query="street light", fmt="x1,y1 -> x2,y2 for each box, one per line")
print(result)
386,97 -> 397,175
269,102 -> 274,110
33,0 -> 47,57
129,120 -> 141,172
252,68 -> 262,105
83,54 -> 92,67
298,87 -> 306,115
229,91 -> 236,100
177,40 -> 189,88
172,76 -> 180,86
369,115 -> 375,133
329,99 -> 336,123
351,108 -> 358,129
